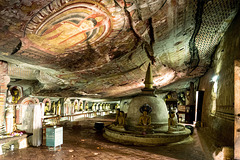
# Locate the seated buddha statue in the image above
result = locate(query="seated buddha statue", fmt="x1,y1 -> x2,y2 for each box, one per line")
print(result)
138,104 -> 152,134
117,111 -> 125,126
110,110 -> 126,131
139,111 -> 151,126
168,110 -> 185,132
11,88 -> 20,104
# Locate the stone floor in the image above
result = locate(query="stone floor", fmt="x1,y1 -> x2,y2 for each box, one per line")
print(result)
1,114 -> 207,160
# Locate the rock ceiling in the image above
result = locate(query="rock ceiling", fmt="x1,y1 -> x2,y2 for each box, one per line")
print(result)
0,0 -> 239,99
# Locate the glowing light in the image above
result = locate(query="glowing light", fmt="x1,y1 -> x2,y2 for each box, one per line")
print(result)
211,75 -> 218,82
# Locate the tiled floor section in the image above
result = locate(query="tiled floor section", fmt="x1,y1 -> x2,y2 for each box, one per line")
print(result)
1,114 -> 207,160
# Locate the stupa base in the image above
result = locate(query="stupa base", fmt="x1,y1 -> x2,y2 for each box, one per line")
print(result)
103,125 -> 191,146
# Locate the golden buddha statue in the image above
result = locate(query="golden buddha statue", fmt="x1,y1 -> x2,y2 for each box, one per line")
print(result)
56,101 -> 61,116
117,111 -> 125,126
44,102 -> 50,115
52,102 -> 56,115
11,88 -> 20,104
79,103 -> 83,111
74,102 -> 78,112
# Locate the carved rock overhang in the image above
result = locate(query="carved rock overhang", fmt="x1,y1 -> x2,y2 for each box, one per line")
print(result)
0,0 -> 239,99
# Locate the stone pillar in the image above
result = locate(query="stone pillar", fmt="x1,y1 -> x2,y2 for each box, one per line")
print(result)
0,61 -> 10,128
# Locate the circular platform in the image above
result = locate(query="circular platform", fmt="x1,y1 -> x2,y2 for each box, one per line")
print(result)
103,125 -> 191,146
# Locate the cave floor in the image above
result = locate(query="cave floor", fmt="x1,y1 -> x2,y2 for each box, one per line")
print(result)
1,114 -> 208,160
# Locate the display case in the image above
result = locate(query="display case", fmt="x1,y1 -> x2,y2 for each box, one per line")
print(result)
46,126 -> 63,150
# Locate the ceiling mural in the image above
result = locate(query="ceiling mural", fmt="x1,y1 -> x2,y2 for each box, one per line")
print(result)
24,0 -> 125,55
0,0 -> 239,98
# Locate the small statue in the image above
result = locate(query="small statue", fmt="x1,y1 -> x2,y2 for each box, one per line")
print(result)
117,111 -> 125,126
139,111 -> 151,126
110,110 -> 126,131
138,104 -> 152,134
185,90 -> 190,105
168,109 -> 185,132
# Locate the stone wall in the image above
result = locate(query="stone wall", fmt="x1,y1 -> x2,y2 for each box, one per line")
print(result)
198,11 -> 240,146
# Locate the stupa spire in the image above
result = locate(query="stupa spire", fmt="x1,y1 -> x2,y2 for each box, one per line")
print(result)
144,63 -> 154,89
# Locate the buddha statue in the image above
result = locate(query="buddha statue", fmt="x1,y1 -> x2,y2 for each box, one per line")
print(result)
139,111 -> 151,126
99,103 -> 103,110
52,102 -> 56,115
110,110 -> 126,131
56,101 -> 61,116
79,102 -> 83,111
44,102 -> 50,115
74,102 -> 78,112
138,104 -> 152,134
168,110 -> 185,132
11,88 -> 20,104
117,111 -> 125,126
92,103 -> 96,111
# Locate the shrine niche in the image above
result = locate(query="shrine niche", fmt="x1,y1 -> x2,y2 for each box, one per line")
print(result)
64,98 -> 71,116
24,0 -> 125,55
43,98 -> 51,116
9,86 -> 23,105
17,97 -> 40,132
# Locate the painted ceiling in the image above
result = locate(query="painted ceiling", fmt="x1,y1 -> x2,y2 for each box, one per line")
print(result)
0,0 -> 239,98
